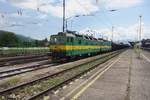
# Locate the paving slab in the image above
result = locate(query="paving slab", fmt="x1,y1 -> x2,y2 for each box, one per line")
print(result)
77,50 -> 131,100
130,50 -> 150,100
76,49 -> 150,100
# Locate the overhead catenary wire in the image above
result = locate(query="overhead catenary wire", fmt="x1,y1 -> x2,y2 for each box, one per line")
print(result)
94,1 -> 114,29
76,0 -> 112,31
102,6 -> 114,26
75,0 -> 111,40
1,0 -> 114,32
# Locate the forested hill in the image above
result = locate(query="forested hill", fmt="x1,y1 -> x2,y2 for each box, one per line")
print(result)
0,30 -> 48,47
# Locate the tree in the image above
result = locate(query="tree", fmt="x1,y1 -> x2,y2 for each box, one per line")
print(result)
0,30 -> 49,47
0,31 -> 20,47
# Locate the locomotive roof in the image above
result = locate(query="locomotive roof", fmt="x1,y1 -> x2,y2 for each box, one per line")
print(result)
56,31 -> 109,42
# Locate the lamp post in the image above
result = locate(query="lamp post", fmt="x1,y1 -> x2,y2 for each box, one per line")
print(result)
138,15 -> 142,58
111,26 -> 114,42
139,15 -> 142,44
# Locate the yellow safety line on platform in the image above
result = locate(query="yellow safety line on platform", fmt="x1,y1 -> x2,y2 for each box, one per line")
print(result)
71,57 -> 120,100
60,56 -> 120,100
142,53 -> 150,63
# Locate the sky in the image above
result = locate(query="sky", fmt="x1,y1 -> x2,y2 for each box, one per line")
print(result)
0,0 -> 150,42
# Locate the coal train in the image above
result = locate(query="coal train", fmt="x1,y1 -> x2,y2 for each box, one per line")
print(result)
142,39 -> 150,48
49,31 -> 128,58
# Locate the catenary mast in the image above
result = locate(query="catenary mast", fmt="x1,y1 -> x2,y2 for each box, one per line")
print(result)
63,0 -> 66,32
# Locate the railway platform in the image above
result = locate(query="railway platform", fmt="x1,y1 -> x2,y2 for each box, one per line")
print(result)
55,49 -> 150,100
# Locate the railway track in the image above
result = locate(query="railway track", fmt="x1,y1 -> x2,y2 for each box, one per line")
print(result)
0,50 -> 124,100
0,61 -> 58,79
0,55 -> 50,67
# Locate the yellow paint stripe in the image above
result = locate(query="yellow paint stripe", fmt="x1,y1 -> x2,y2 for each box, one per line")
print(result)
49,45 -> 111,51
71,57 -> 120,100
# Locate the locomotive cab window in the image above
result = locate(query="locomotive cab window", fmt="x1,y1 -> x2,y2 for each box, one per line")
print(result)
70,37 -> 73,42
54,38 -> 57,42
50,37 -> 57,43
67,37 -> 74,42
50,36 -> 65,44
79,40 -> 81,44
67,37 -> 70,42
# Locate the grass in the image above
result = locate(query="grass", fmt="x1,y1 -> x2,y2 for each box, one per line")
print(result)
0,77 -> 21,100
0,77 -> 21,89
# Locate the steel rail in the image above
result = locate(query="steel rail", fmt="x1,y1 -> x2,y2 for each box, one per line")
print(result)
0,56 -> 50,67
28,51 -> 122,100
0,50 -> 123,98
0,63 -> 57,79
0,54 -> 47,62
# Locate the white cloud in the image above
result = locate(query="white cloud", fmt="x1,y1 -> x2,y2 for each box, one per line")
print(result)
66,0 -> 98,17
102,0 -> 143,9
4,0 -> 98,18
80,23 -> 150,42
142,25 -> 150,39
37,14 -> 48,19
0,0 -> 6,2
2,0 -> 143,18
9,0 -> 38,9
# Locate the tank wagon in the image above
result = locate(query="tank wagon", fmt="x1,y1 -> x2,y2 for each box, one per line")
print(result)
49,31 -> 112,58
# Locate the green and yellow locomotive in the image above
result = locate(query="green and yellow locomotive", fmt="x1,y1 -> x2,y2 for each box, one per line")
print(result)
49,31 -> 112,58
